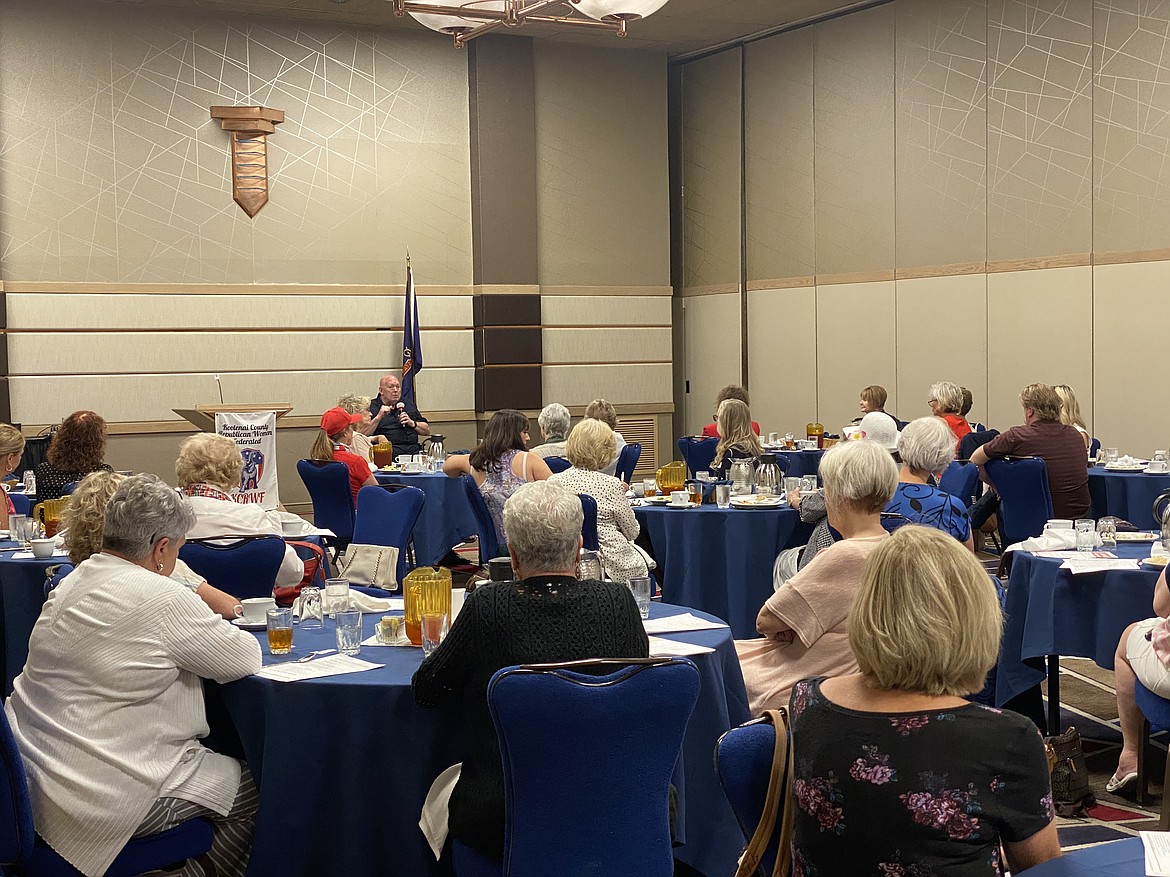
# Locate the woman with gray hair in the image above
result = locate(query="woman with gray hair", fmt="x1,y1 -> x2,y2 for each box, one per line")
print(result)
529,402 -> 571,458
339,392 -> 388,460
885,416 -> 974,551
5,474 -> 262,877
928,380 -> 971,446
413,480 -> 647,864
737,440 -> 897,713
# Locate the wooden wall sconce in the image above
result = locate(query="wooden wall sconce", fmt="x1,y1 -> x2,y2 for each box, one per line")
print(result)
210,106 -> 285,218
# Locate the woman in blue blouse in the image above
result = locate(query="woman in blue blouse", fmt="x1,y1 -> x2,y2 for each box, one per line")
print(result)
886,416 -> 974,551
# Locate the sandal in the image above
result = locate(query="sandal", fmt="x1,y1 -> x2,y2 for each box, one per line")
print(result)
1106,770 -> 1138,793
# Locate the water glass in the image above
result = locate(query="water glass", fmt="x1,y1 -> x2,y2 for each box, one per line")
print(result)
1074,519 -> 1096,552
266,607 -> 293,656
783,476 -> 801,495
421,612 -> 447,656
714,483 -> 731,509
324,578 -> 350,618
8,514 -> 26,543
1097,518 -> 1118,550
335,608 -> 362,656
1105,447 -> 1120,464
577,550 -> 603,581
799,475 -> 818,494
299,586 -> 323,630
642,478 -> 657,498
627,576 -> 652,619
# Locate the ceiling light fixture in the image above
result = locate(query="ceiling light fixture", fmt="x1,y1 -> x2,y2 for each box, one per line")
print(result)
392,0 -> 669,47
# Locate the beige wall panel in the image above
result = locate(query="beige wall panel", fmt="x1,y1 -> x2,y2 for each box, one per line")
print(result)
542,328 -> 671,365
986,266 -> 1092,431
533,43 -> 669,287
814,4 -> 896,276
1093,1 -> 1170,256
987,0 -> 1092,260
895,275 -> 988,426
1093,261 -> 1170,451
816,282 -> 897,433
8,330 -> 475,375
682,50 -> 742,290
680,292 -> 741,434
744,29 -> 816,282
10,368 -> 475,425
747,288 -> 818,436
542,364 -> 673,409
6,293 -> 473,330
895,0 -> 987,270
541,295 -> 671,327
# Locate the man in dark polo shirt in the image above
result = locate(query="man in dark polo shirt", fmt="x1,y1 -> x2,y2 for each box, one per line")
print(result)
367,374 -> 430,457
971,382 -> 1091,520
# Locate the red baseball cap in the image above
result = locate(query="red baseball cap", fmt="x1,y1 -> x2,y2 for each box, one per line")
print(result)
321,407 -> 363,435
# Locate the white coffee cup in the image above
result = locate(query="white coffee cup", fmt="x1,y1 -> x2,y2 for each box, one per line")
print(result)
1044,519 -> 1074,532
30,538 -> 55,558
280,518 -> 301,537
395,454 -> 412,466
240,597 -> 276,624
670,490 -> 689,506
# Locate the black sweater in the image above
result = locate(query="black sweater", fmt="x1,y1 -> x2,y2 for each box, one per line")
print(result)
412,576 -> 649,859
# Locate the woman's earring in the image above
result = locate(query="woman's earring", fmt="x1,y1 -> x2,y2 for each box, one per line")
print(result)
156,562 -> 164,572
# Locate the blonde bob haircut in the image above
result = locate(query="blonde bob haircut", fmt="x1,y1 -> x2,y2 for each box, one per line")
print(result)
819,438 -> 898,515
584,398 -> 619,431
0,424 -> 25,459
928,381 -> 963,414
61,470 -> 126,564
337,393 -> 371,416
849,526 -> 1002,696
175,432 -> 244,491
565,417 -> 617,472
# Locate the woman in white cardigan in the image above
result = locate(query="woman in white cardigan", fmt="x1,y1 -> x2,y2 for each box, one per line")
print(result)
5,474 -> 262,877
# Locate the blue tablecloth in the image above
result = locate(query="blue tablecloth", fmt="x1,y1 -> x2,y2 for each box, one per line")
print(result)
1023,838 -> 1141,875
1089,466 -> 1170,530
634,504 -> 812,639
374,471 -> 477,566
216,602 -> 751,877
0,548 -> 59,694
996,545 -> 1161,706
773,449 -> 823,478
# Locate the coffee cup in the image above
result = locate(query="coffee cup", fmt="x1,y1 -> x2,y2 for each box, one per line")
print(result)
669,491 -> 689,506
280,518 -> 301,537
240,596 -> 276,624
395,454 -> 412,466
30,538 -> 55,558
1044,519 -> 1074,532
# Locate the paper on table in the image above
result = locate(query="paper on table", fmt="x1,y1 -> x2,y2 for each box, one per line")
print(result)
1142,831 -> 1170,875
254,654 -> 383,682
1059,558 -> 1143,575
647,636 -> 715,657
1034,550 -> 1116,558
10,549 -> 68,559
643,613 -> 728,634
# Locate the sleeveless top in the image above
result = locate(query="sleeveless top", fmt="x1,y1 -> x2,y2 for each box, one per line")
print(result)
481,450 -> 527,547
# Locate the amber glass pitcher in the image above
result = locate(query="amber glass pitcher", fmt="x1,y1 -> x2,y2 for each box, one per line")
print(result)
805,422 -> 825,449
32,499 -> 68,538
370,443 -> 395,469
655,461 -> 687,495
403,566 -> 452,646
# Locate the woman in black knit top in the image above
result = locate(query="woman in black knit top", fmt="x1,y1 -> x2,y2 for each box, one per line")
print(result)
413,481 -> 648,861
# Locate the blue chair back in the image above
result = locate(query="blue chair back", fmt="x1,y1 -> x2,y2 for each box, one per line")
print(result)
296,460 -> 355,548
615,443 -> 641,483
1089,436 -> 1102,458
487,658 -> 700,877
677,437 -> 718,477
59,482 -> 78,497
461,474 -> 503,565
545,456 -> 571,474
715,718 -> 788,876
1135,679 -> 1170,733
938,461 -> 980,509
179,536 -> 286,599
353,484 -> 425,586
578,494 -> 600,552
0,697 -> 35,867
985,457 -> 1055,545
969,421 -> 987,433
42,563 -> 74,599
8,494 -> 29,517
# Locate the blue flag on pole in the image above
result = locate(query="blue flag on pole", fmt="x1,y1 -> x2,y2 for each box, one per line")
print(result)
401,261 -> 422,405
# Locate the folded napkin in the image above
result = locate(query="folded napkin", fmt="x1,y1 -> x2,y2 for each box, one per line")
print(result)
1006,530 -> 1078,554
291,591 -> 401,618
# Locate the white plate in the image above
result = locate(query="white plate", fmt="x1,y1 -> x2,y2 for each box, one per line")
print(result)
1143,556 -> 1169,568
643,495 -> 674,504
1104,464 -> 1147,471
1145,468 -> 1170,475
231,618 -> 268,631
1117,532 -> 1159,542
731,497 -> 785,509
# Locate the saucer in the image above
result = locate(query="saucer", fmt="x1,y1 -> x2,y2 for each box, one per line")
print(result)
731,496 -> 785,508
1143,556 -> 1169,568
231,618 -> 268,631
664,501 -> 699,509
1145,467 -> 1170,475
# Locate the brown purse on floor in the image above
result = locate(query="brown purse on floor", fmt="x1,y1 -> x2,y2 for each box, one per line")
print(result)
1044,726 -> 1095,816
734,708 -> 794,877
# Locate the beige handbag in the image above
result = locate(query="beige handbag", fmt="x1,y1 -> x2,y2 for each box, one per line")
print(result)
734,709 -> 794,877
336,544 -> 400,591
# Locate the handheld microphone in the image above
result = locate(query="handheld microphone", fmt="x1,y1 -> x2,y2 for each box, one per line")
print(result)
395,401 -> 410,428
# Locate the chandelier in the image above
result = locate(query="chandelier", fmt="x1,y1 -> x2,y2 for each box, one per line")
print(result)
392,0 -> 671,47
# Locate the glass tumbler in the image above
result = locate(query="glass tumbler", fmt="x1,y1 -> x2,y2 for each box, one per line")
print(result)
714,483 -> 731,509
577,550 -> 603,581
627,576 -> 652,619
324,578 -> 350,618
299,586 -> 323,630
335,608 -> 362,656
266,607 -> 293,656
1074,519 -> 1095,552
1097,518 -> 1117,551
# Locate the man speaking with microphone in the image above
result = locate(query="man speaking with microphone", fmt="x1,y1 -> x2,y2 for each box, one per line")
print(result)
367,374 -> 430,458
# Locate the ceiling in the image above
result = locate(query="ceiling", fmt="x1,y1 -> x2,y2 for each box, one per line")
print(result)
101,0 -> 868,56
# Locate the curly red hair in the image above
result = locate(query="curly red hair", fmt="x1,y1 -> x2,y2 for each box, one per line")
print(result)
47,410 -> 108,470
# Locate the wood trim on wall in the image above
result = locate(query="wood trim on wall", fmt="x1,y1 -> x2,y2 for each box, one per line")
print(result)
814,269 -> 896,285
539,285 -> 673,296
986,254 -> 1091,273
3,282 -> 476,296
678,283 -> 740,297
746,277 -> 815,291
1092,248 -> 1170,266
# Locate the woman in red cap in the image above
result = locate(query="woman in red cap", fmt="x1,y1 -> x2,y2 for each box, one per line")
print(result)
310,407 -> 379,503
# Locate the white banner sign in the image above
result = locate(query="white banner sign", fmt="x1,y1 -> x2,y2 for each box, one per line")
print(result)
214,411 -> 279,509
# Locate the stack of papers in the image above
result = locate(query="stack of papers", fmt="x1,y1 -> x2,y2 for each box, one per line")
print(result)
643,613 -> 727,634
1142,831 -> 1170,875
1059,558 -> 1143,575
647,636 -> 714,657
254,654 -> 383,682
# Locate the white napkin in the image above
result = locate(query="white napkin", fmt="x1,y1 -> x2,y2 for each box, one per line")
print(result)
350,591 -> 402,613
420,764 -> 462,860
1005,530 -> 1078,554
647,635 -> 715,657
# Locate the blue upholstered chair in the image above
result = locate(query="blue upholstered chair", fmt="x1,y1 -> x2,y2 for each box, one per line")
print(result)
296,460 -> 355,554
578,494 -> 600,552
452,657 -> 700,877
353,484 -> 425,587
461,474 -> 503,566
1133,679 -> 1170,823
42,564 -> 74,599
938,460 -> 980,509
8,494 -> 29,517
715,717 -> 789,876
677,437 -> 718,478
58,482 -> 77,497
984,457 -> 1054,546
179,535 -> 286,599
614,443 -> 641,484
0,706 -> 213,877
1089,436 -> 1102,459
544,457 -> 571,474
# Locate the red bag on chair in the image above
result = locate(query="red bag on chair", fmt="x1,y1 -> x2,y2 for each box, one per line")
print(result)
273,540 -> 327,607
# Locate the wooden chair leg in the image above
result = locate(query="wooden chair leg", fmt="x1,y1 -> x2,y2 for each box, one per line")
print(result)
1139,717 -> 1151,806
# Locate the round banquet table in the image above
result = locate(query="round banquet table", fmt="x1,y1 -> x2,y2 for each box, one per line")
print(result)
1088,466 -> 1170,530
996,544 -> 1161,712
634,503 -> 812,639
214,602 -> 751,877
1022,838 -> 1141,875
374,471 -> 477,566
0,545 -> 60,694
772,449 -> 823,478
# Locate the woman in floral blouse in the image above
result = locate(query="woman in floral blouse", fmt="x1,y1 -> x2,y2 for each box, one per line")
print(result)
789,526 -> 1060,876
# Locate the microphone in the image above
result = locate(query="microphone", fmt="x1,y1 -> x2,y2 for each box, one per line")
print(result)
395,402 -> 410,428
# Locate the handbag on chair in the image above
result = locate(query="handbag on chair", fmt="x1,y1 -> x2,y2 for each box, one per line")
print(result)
336,543 -> 400,591
734,709 -> 794,877
273,540 -> 326,607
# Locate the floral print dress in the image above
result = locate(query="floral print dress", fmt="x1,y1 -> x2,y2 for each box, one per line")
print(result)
789,678 -> 1054,876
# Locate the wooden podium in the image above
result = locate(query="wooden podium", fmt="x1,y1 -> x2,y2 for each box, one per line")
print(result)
173,403 -> 293,432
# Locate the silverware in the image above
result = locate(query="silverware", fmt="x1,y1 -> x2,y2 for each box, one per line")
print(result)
294,649 -> 336,663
